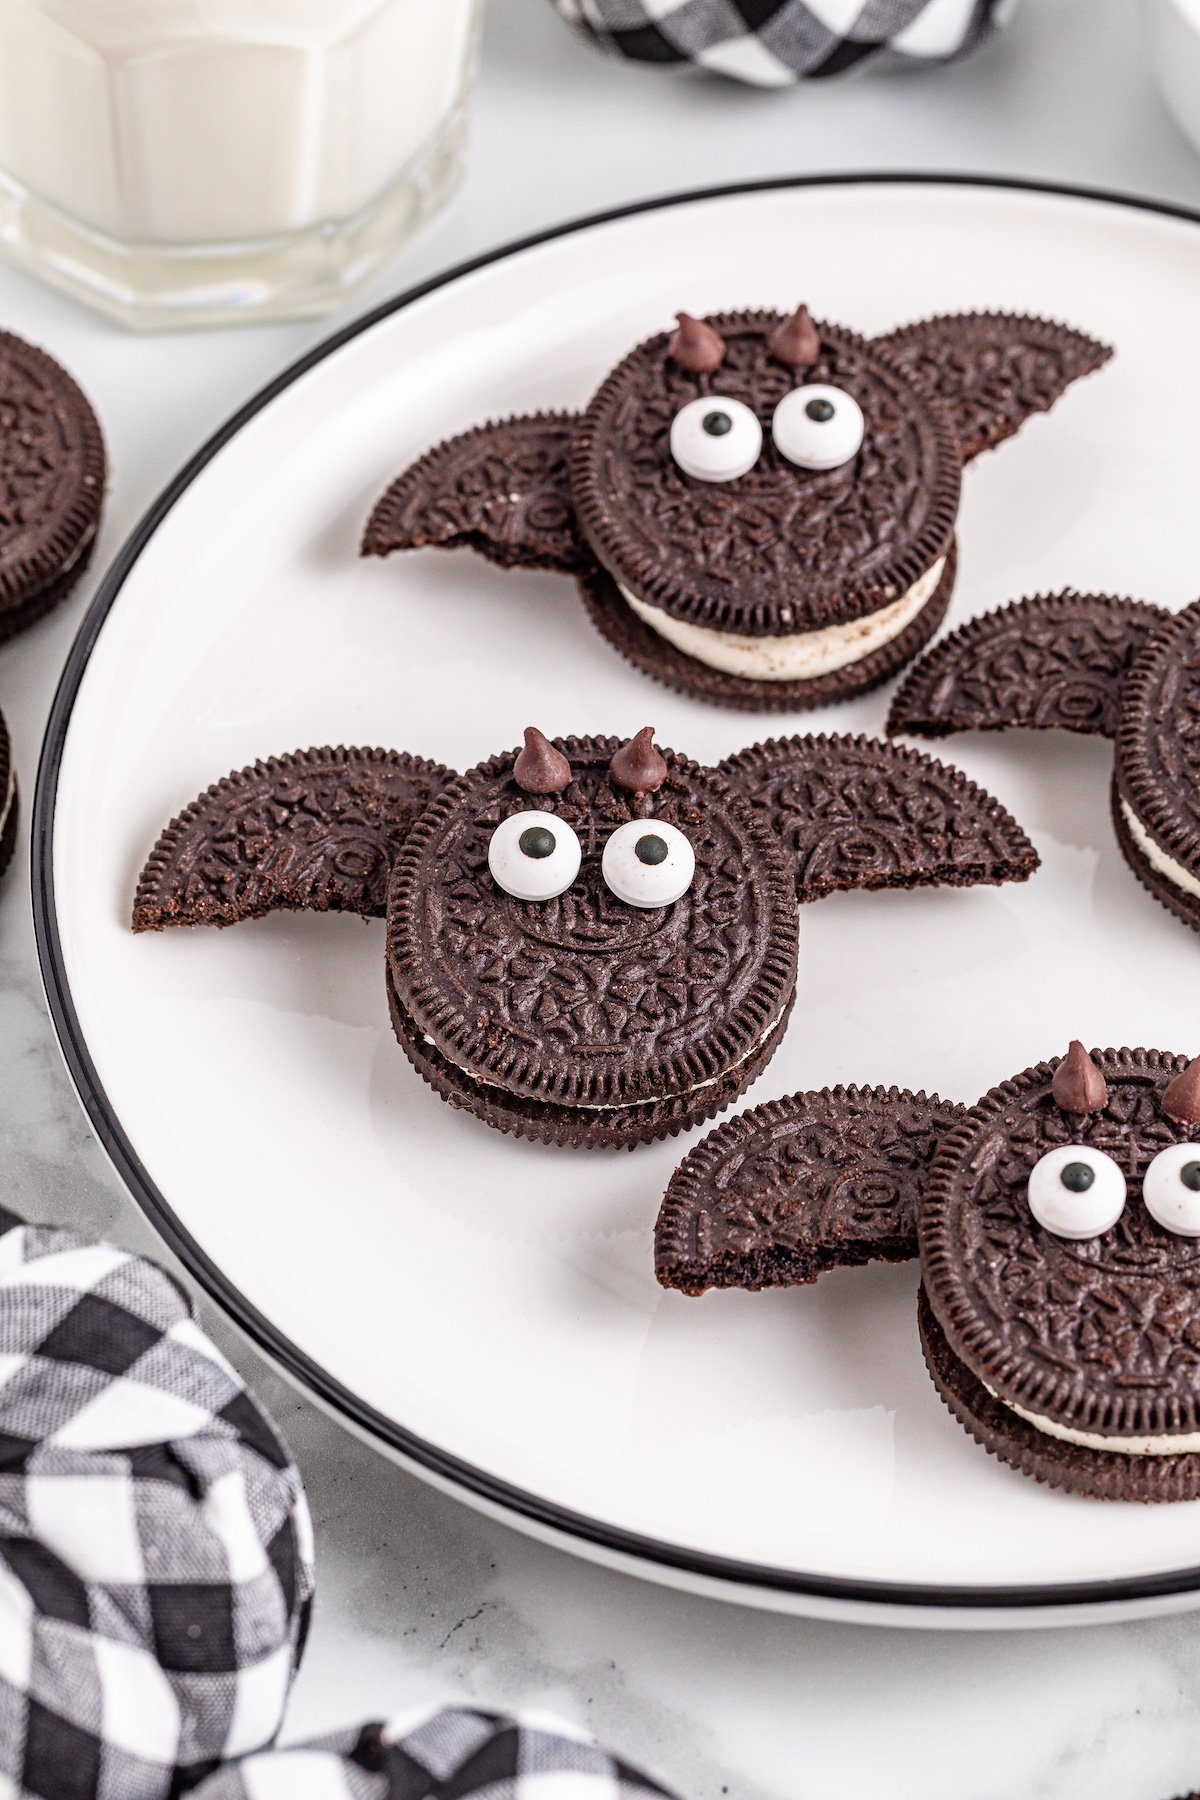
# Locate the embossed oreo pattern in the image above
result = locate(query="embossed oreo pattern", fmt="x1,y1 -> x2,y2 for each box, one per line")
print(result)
363,412 -> 587,574
570,312 -> 962,636
133,747 -> 453,929
719,732 -> 1039,900
0,329 -> 106,623
875,312 -> 1112,462
922,1048 -> 1200,1440
388,737 -> 798,1110
889,591 -> 1168,741
656,1086 -> 962,1294
1116,600 -> 1200,878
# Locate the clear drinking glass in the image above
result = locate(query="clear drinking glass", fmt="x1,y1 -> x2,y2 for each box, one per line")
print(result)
0,0 -> 483,329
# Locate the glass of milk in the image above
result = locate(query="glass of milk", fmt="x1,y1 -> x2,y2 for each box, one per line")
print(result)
0,0 -> 483,328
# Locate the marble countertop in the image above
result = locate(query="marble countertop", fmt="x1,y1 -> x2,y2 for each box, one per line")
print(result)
7,2 -> 1200,1794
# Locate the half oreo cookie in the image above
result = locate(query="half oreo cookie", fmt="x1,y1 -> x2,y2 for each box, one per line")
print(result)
0,331 -> 106,642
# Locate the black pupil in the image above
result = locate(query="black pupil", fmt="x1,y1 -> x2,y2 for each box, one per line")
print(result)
1060,1161 -> 1095,1193
635,834 -> 669,866
1182,1162 -> 1200,1192
702,411 -> 733,437
518,825 -> 556,860
805,398 -> 835,422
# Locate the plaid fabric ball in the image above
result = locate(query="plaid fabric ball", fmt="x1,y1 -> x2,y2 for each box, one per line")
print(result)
551,0 -> 1015,85
192,1705 -> 674,1799
0,1214 -> 314,1800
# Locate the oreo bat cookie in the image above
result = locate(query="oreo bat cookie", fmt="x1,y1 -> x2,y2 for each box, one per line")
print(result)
887,591 -> 1200,937
658,1041 -> 1200,1500
363,305 -> 1109,711
0,329 -> 106,641
132,726 -> 1036,1149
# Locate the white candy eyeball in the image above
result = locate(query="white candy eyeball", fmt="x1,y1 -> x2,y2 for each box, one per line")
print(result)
669,396 -> 762,482
1142,1143 -> 1200,1237
772,383 -> 865,471
602,819 -> 695,909
1027,1145 -> 1127,1240
488,810 -> 581,902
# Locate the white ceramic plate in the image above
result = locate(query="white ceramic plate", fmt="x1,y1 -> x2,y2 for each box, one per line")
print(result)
35,177 -> 1200,1628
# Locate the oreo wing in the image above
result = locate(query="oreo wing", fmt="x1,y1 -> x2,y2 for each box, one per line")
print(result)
887,592 -> 1169,741
132,746 -> 454,930
362,412 -> 588,574
873,311 -> 1111,461
719,732 -> 1038,902
656,1086 -> 961,1295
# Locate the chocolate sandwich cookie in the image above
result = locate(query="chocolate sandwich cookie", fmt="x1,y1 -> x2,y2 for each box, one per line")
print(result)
888,591 -> 1200,937
660,1042 -> 1200,1500
133,726 -> 1036,1149
0,330 -> 106,642
0,706 -> 16,883
365,305 -> 1110,709
656,1086 -> 964,1294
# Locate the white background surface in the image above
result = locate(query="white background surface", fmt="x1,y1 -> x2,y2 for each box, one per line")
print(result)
10,2 -> 1200,1795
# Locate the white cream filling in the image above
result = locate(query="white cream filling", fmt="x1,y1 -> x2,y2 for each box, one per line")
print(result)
620,556 -> 945,682
1119,795 -> 1200,903
986,1382 -> 1200,1457
426,999 -> 788,1112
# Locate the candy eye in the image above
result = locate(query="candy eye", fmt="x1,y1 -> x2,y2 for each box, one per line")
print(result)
669,396 -> 762,482
1142,1144 -> 1200,1236
1027,1145 -> 1127,1240
488,810 -> 581,901
602,819 -> 695,909
772,384 -> 865,471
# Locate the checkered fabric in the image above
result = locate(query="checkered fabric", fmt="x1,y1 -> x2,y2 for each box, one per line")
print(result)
0,1217 -> 314,1800
192,1705 -> 674,1799
551,0 -> 1015,85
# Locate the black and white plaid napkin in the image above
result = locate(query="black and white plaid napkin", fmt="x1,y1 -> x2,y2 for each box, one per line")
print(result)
0,1216 -> 314,1799
193,1705 -> 673,1799
551,0 -> 1014,84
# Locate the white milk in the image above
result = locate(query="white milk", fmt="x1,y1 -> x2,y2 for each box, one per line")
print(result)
0,0 -> 483,325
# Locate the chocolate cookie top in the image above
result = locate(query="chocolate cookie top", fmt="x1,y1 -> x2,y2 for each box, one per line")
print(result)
569,311 -> 961,638
133,747 -> 453,930
363,413 -> 588,575
921,1046 -> 1200,1440
720,731 -> 1039,899
889,590 -> 1168,741
387,736 -> 798,1111
657,1085 -> 963,1294
1115,600 -> 1200,865
875,311 -> 1113,462
0,330 -> 106,620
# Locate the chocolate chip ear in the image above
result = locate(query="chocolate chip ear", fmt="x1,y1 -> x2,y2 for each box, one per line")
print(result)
873,312 -> 1112,462
1052,1040 -> 1109,1114
718,732 -> 1038,902
514,727 -> 571,795
1164,1056 -> 1200,1126
886,592 -> 1169,742
668,311 -> 726,373
655,1085 -> 963,1295
362,412 -> 588,575
132,747 -> 455,931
